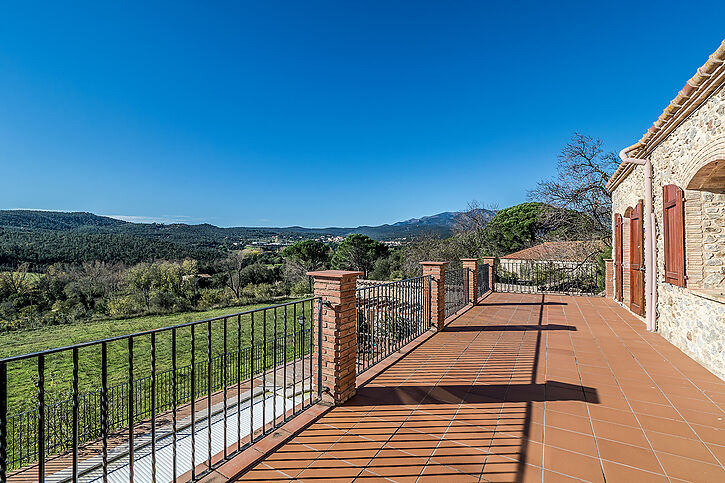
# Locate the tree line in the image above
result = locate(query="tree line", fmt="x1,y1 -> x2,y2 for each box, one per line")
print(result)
0,203 -> 609,332
1,133 -> 616,332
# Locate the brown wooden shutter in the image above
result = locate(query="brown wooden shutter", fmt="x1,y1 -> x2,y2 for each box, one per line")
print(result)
663,184 -> 685,287
614,214 -> 623,301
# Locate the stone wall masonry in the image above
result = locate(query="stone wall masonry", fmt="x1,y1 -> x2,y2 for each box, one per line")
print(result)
649,86 -> 725,291
611,84 -> 725,380
658,283 -> 725,380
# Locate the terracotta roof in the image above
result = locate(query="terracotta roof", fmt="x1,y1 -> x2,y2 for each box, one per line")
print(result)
501,241 -> 604,262
607,39 -> 725,191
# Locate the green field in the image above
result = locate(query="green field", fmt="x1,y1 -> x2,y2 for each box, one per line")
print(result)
0,298 -> 315,415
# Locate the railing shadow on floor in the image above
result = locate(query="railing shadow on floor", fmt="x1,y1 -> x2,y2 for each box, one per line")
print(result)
345,381 -> 598,407
444,323 -> 576,332
344,293 -> 596,483
477,301 -> 568,307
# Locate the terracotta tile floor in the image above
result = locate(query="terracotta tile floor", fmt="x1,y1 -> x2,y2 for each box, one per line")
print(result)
229,293 -> 725,482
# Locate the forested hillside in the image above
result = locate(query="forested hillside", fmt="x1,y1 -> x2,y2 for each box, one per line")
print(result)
0,209 -> 488,266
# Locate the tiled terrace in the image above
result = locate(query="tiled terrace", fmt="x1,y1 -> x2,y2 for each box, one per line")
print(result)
219,293 -> 725,482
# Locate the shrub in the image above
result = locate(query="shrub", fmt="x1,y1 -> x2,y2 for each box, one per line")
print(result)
107,295 -> 141,318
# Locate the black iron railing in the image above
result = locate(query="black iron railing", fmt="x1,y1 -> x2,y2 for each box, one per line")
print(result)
444,268 -> 468,318
355,276 -> 431,375
496,259 -> 600,295
0,298 -> 322,482
477,262 -> 490,299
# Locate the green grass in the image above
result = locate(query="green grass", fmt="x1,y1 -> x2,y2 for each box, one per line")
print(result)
0,298 -> 315,415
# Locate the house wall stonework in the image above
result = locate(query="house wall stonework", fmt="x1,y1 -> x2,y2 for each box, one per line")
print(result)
658,284 -> 725,379
649,86 -> 725,291
610,85 -> 725,380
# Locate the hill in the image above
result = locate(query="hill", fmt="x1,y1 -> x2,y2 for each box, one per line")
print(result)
0,208 -> 496,267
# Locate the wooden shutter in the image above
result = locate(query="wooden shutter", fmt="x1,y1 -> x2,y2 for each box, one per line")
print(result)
663,184 -> 685,287
630,201 -> 645,316
614,214 -> 623,301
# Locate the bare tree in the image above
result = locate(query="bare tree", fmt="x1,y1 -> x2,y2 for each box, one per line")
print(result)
452,200 -> 498,257
0,262 -> 30,296
219,251 -> 247,299
453,200 -> 497,233
528,133 -> 618,242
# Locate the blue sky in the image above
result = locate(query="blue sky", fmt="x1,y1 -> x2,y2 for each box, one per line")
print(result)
1,1 -> 723,227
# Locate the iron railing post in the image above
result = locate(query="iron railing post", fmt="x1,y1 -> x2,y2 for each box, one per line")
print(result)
127,338 -> 133,483
249,311 -> 255,443
206,320 -> 212,470
190,325 -> 196,480
0,362 -> 7,483
171,329 -> 177,483
72,347 -> 79,481
150,332 -> 156,483
37,354 -> 45,483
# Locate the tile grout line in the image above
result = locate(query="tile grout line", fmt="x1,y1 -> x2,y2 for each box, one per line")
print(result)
567,296 -> 609,482
414,298 -> 514,482
478,293 -> 538,482
574,297 -> 672,481
598,299 -> 725,469
343,302 -> 502,482
600,302 -> 725,471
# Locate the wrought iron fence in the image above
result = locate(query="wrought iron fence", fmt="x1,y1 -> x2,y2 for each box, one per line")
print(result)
477,262 -> 490,299
496,259 -> 600,295
444,268 -> 468,318
0,298 -> 322,482
355,276 -> 431,375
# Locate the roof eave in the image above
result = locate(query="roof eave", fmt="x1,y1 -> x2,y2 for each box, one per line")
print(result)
607,39 -> 725,193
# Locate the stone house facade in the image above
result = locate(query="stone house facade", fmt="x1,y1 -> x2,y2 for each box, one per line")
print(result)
607,40 -> 725,380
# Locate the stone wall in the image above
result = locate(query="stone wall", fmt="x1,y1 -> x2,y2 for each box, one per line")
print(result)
650,86 -> 725,291
610,84 -> 725,380
658,283 -> 725,379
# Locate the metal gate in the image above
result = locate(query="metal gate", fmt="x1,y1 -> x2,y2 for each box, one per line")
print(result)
496,258 -> 601,296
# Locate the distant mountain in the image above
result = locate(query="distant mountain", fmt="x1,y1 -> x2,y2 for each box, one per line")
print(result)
0,210 -> 128,230
0,208 -> 496,266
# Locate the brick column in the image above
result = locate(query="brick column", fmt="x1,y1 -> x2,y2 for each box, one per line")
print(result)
420,262 -> 448,332
604,259 -> 614,299
481,257 -> 496,292
461,258 -> 478,305
307,270 -> 363,405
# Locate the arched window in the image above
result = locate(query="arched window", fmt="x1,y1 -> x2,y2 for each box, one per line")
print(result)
686,159 -> 725,193
663,184 -> 685,287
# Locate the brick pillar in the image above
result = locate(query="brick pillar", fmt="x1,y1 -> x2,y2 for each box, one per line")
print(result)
604,259 -> 614,298
461,258 -> 478,305
307,270 -> 363,405
420,262 -> 448,332
481,257 -> 496,292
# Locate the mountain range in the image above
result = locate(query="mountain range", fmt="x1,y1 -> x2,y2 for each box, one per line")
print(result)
0,209 -> 495,239
0,209 -> 496,266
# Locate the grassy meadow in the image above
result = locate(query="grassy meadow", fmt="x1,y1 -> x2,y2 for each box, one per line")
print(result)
0,298 -> 315,415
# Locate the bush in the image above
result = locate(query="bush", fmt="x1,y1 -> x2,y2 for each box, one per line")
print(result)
291,279 -> 311,297
107,295 -> 141,318
198,288 -> 233,309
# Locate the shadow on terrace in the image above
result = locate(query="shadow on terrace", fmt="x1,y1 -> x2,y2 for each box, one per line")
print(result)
229,291 -> 725,482
4,263 -> 725,482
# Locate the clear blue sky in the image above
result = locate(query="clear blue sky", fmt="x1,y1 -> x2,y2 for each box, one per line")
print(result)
1,1 -> 723,227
